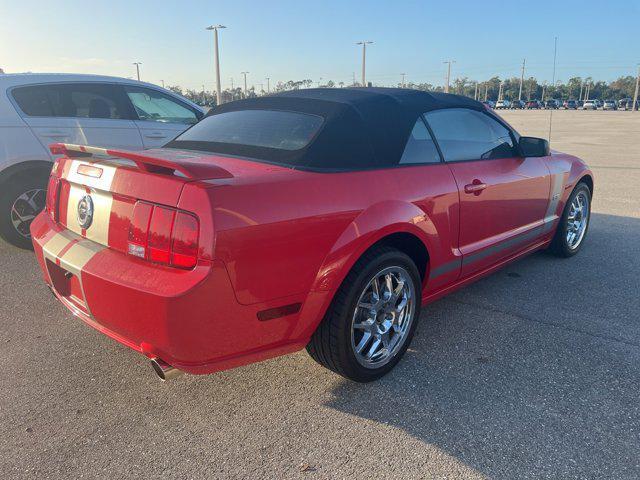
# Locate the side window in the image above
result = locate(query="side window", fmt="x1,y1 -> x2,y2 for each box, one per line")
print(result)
12,86 -> 54,116
124,86 -> 198,124
399,118 -> 441,164
424,108 -> 518,162
12,83 -> 129,119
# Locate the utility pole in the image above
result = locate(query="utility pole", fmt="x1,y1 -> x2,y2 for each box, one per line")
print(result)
518,58 -> 526,101
401,73 -> 406,88
202,84 -> 206,105
266,77 -> 270,93
474,82 -> 478,100
443,60 -> 455,93
352,72 -> 356,86
230,77 -> 234,90
356,41 -> 373,87
633,65 -> 640,112
160,79 -> 165,88
133,62 -> 142,81
241,71 -> 249,97
484,83 -> 488,101
498,81 -> 504,102
206,24 -> 226,105
542,81 -> 547,102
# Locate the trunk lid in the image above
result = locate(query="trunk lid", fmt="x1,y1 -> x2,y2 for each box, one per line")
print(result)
48,144 -> 235,256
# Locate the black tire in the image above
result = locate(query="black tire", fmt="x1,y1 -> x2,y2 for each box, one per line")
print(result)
549,182 -> 591,257
306,246 -> 422,382
0,169 -> 50,249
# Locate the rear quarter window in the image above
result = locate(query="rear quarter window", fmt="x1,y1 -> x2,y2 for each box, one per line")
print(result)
11,85 -> 54,116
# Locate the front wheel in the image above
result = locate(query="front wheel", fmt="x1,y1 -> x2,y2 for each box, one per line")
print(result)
549,182 -> 591,257
307,246 -> 422,382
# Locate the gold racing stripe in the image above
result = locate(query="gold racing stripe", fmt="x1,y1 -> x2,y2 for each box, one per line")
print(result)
63,159 -> 117,246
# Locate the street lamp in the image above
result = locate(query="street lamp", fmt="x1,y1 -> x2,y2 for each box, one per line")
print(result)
241,71 -> 249,97
132,62 -> 142,81
206,24 -> 226,105
356,41 -> 373,87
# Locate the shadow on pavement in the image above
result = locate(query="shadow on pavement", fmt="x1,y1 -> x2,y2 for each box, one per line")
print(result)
324,213 -> 640,479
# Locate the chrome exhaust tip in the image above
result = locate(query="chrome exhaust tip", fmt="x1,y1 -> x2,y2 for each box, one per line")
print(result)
150,357 -> 183,381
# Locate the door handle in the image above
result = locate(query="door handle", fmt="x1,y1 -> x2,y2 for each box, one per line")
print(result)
144,133 -> 167,139
464,180 -> 487,195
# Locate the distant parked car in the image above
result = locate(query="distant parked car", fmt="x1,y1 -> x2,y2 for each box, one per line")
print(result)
495,99 -> 511,109
0,73 -> 205,248
620,99 -> 639,111
511,100 -> 525,109
545,99 -> 560,109
602,100 -> 617,111
583,100 -> 598,110
525,100 -> 542,109
481,100 -> 495,109
563,100 -> 578,109
618,98 -> 630,110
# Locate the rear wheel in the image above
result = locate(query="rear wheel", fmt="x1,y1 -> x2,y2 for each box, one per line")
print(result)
549,182 -> 591,257
0,169 -> 49,249
307,246 -> 422,382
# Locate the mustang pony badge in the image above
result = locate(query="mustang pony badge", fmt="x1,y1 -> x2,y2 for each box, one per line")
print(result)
77,194 -> 94,229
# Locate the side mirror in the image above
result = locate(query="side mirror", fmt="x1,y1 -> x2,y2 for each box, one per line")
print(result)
519,136 -> 550,157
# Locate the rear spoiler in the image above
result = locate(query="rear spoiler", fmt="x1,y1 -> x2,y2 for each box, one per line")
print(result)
49,143 -> 233,180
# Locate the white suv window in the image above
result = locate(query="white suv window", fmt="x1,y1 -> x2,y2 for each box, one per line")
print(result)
12,83 -> 128,119
124,86 -> 198,124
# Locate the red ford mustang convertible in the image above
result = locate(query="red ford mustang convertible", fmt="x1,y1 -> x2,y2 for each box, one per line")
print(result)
31,88 -> 593,382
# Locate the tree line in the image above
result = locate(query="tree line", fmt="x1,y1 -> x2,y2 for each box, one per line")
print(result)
167,75 -> 638,106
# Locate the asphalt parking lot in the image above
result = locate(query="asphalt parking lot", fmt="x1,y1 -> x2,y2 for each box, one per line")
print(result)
1,110 -> 639,479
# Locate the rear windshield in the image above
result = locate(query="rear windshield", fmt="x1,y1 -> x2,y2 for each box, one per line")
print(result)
171,109 -> 323,151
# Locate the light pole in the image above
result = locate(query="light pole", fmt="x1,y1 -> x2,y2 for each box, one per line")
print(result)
132,62 -> 142,81
579,81 -> 584,101
206,24 -> 226,105
401,73 -> 406,88
202,84 -> 206,105
241,71 -> 249,97
518,58 -> 526,101
356,41 -> 373,87
443,60 -> 455,93
160,79 -> 165,88
474,82 -> 478,100
632,64 -> 640,112
266,77 -> 270,93
484,83 -> 488,101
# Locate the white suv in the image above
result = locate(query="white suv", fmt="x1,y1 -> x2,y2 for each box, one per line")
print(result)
0,73 -> 204,248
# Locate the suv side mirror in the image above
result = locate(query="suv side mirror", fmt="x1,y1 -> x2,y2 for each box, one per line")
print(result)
519,136 -> 550,157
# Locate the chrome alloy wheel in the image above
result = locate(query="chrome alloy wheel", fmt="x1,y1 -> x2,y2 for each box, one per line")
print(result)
350,266 -> 415,368
10,189 -> 46,239
566,191 -> 590,250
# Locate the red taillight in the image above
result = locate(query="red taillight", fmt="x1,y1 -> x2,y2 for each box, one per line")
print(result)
127,202 -> 199,269
45,175 -> 60,221
147,206 -> 175,264
171,212 -> 199,268
127,202 -> 153,259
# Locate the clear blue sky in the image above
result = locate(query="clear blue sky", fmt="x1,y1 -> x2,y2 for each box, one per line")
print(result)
1,0 -> 638,90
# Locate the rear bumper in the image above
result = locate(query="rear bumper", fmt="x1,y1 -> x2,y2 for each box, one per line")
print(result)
30,212 -> 307,374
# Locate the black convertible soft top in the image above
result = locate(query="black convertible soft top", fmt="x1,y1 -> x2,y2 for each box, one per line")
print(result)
168,88 -> 486,171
